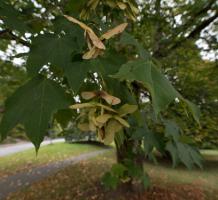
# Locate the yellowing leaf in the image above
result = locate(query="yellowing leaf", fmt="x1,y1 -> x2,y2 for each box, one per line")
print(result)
101,23 -> 128,40
113,116 -> 130,128
118,104 -> 138,117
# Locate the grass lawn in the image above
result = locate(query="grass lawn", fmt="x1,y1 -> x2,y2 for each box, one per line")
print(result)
0,142 -> 104,178
6,150 -> 218,200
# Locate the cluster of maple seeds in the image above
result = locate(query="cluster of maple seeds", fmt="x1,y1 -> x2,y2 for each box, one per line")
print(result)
64,15 -> 128,59
70,91 -> 137,144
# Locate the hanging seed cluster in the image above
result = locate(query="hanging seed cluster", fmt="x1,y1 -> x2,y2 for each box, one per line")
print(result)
70,91 -> 138,144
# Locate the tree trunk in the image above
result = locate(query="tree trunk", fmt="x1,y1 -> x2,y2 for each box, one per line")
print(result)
115,135 -> 145,196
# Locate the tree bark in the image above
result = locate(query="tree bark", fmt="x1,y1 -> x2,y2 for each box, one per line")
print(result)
115,134 -> 145,195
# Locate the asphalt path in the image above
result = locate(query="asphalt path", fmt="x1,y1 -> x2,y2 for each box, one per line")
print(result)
0,138 -> 65,157
0,149 -> 110,199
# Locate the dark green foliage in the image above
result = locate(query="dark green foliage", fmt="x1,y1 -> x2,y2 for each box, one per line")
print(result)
102,172 -> 119,190
164,120 -> 180,141
0,76 -> 71,149
64,61 -> 92,93
102,161 -> 150,189
54,109 -> 75,128
0,1 -> 29,33
112,59 -> 200,120
166,141 -> 203,169
27,33 -> 84,75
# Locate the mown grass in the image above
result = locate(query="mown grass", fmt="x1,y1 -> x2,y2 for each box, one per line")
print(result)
143,150 -> 218,187
0,142 -> 104,178
6,150 -> 218,200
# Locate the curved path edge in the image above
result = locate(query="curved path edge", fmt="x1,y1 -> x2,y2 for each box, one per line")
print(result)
0,149 -> 111,199
0,138 -> 65,157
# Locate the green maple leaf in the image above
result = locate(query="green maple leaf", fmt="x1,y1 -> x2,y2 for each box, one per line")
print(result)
0,1 -> 29,33
64,61 -> 92,93
164,120 -> 181,142
26,33 -> 84,75
0,75 -> 71,150
64,52 -> 126,94
166,141 -> 203,169
111,59 -> 200,122
120,32 -> 150,59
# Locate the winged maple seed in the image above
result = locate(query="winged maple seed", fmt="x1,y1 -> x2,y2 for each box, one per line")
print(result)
64,15 -> 128,59
63,15 -> 105,50
81,90 -> 121,105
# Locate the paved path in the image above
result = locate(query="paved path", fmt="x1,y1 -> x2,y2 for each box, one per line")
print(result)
0,149 -> 110,199
0,138 -> 65,157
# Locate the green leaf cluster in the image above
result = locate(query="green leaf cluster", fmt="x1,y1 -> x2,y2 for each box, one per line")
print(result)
0,76 -> 72,150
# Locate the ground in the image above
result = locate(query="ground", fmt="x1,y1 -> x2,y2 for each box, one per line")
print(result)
0,142 -> 103,178
4,148 -> 218,200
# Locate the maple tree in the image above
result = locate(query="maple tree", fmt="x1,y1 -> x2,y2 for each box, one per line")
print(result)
0,0 -> 217,193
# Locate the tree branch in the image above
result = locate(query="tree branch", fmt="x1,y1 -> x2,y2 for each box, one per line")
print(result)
153,0 -> 162,54
168,12 -> 218,52
153,0 -> 217,58
0,29 -> 10,36
174,0 -> 216,36
188,12 -> 218,39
